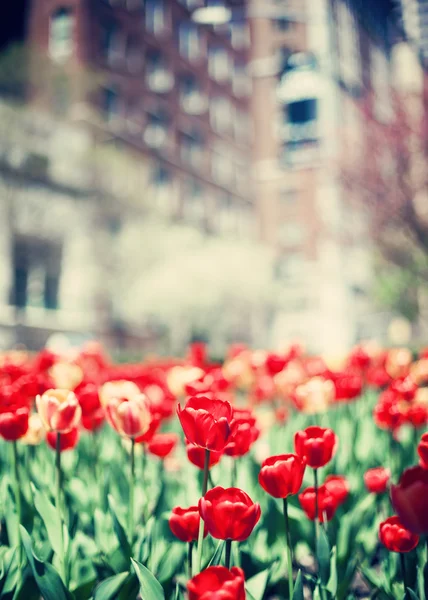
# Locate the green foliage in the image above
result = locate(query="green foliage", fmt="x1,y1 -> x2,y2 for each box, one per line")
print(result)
0,388 -> 423,598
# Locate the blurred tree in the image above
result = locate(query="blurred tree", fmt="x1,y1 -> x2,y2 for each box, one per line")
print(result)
340,53 -> 428,323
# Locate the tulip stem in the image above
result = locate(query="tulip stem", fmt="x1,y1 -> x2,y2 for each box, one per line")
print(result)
196,449 -> 210,572
400,553 -> 408,595
188,541 -> 193,578
314,468 -> 319,547
55,433 -> 67,586
225,539 -> 232,569
231,458 -> 237,487
141,447 -> 147,524
283,497 -> 294,599
129,438 -> 135,547
12,441 -> 22,585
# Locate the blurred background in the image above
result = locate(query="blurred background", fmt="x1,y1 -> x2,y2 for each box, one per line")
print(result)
0,0 -> 427,358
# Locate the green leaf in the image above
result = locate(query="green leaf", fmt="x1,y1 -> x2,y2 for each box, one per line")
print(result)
93,572 -> 129,600
316,528 -> 330,585
131,558 -> 165,600
4,479 -> 19,548
108,495 -> 131,561
292,570 -> 304,600
155,543 -> 185,583
20,525 -> 73,600
326,546 -> 338,596
245,569 -> 269,600
406,590 -> 419,600
207,541 -> 225,567
33,485 -> 68,561
71,578 -> 97,600
424,563 -> 428,600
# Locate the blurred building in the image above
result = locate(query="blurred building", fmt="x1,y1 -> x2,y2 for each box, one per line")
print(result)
249,0 -> 404,353
27,0 -> 254,237
0,0 -> 259,352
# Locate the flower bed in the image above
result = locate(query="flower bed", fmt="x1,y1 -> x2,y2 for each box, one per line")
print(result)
0,341 -> 427,599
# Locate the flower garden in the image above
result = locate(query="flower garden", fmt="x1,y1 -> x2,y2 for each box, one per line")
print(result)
0,341 -> 427,599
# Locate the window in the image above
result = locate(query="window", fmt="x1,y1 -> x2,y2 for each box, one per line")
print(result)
183,179 -> 205,224
145,0 -> 165,35
146,49 -> 174,92
284,98 -> 318,143
337,1 -> 361,89
278,48 -> 291,76
371,45 -> 393,123
100,21 -> 123,65
231,23 -> 250,50
126,36 -> 142,72
234,111 -> 250,144
276,18 -> 291,31
103,88 -> 120,122
178,23 -> 201,61
49,8 -> 74,62
11,238 -> 61,311
52,73 -> 70,116
218,194 -> 237,235
233,62 -> 251,97
211,145 -> 234,184
127,0 -> 143,9
151,163 -> 174,214
180,131 -> 204,168
177,0 -> 203,7
144,110 -> 169,148
208,46 -> 231,81
210,97 -> 232,134
179,74 -> 207,114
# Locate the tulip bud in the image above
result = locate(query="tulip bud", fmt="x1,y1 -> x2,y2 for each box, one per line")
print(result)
99,380 -> 140,407
36,389 -> 81,433
105,393 -> 152,438
187,566 -> 246,600
379,516 -> 419,553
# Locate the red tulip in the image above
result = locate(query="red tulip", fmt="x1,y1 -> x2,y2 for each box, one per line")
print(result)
265,353 -> 288,376
0,408 -> 29,441
364,467 -> 391,494
169,506 -> 207,543
324,475 -> 349,506
366,365 -> 391,388
187,342 -> 208,368
147,433 -> 178,458
332,371 -> 363,401
418,432 -> 428,468
390,377 -> 417,402
199,486 -> 261,541
391,466 -> 428,534
379,516 -> 419,553
258,454 -> 306,498
106,393 -> 152,438
224,408 -> 260,458
348,346 -> 371,371
135,413 -> 161,444
75,383 -> 104,428
187,566 -> 246,600
406,404 -> 428,429
299,484 -> 338,522
373,394 -> 403,431
36,389 -> 81,433
177,395 -> 233,452
186,442 -> 223,470
294,426 -> 337,468
46,428 -> 79,451
81,408 -> 105,432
